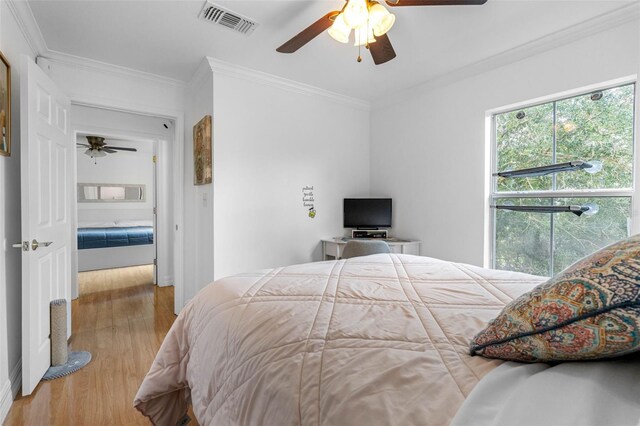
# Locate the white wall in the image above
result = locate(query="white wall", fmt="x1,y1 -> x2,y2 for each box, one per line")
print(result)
0,0 -> 37,417
211,65 -> 371,282
182,60 -> 214,303
370,18 -> 640,267
42,57 -> 185,121
76,137 -> 155,223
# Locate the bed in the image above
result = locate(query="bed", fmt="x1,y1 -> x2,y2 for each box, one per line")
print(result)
77,225 -> 153,249
134,253 -> 640,425
77,220 -> 154,271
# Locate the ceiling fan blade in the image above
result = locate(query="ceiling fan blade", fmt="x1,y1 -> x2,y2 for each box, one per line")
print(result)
107,146 -> 138,152
103,148 -> 118,153
369,33 -> 396,65
76,143 -> 91,148
386,0 -> 487,5
276,11 -> 340,53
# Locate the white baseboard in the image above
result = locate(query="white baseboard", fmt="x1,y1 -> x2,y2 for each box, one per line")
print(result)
0,379 -> 12,424
0,359 -> 21,423
78,245 -> 155,272
157,275 -> 174,287
10,360 -> 21,398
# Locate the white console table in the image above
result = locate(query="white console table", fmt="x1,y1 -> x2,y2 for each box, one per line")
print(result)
321,238 -> 420,261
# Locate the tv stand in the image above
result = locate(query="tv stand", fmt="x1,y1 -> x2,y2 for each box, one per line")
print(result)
321,237 -> 420,260
352,229 -> 388,239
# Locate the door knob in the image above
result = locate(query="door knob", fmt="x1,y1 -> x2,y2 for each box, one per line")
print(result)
12,241 -> 29,251
31,239 -> 53,251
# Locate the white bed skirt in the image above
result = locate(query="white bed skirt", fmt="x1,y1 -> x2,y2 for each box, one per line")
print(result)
78,244 -> 155,271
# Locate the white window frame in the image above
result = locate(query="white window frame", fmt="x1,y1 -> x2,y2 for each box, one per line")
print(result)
485,76 -> 638,273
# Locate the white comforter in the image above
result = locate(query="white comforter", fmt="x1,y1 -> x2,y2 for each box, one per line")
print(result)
135,254 -> 545,425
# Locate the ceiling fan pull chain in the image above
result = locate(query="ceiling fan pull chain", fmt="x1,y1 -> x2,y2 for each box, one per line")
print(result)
365,18 -> 371,50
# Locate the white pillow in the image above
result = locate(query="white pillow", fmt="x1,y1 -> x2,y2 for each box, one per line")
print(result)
78,221 -> 117,228
115,220 -> 153,228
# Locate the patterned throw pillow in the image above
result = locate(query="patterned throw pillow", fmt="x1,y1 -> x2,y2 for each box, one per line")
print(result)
470,234 -> 640,362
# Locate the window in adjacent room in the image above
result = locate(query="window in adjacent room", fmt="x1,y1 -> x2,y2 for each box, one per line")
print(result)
490,83 -> 635,276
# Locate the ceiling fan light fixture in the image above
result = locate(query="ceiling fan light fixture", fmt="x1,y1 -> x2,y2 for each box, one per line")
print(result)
368,3 -> 395,36
85,148 -> 106,158
328,13 -> 351,43
277,0 -> 489,65
354,26 -> 376,46
343,0 -> 369,28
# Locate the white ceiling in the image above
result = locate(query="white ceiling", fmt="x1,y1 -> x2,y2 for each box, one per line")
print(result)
28,0 -> 635,101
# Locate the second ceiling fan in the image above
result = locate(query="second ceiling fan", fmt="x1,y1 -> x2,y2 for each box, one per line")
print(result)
277,0 -> 488,65
76,136 -> 138,161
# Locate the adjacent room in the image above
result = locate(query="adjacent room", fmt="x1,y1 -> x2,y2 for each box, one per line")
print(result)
72,106 -> 175,300
0,0 -> 638,425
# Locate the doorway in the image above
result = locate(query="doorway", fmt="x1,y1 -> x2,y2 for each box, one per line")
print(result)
76,135 -> 157,292
70,105 -> 176,300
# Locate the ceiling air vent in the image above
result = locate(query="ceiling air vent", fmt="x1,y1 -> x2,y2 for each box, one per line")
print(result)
199,2 -> 258,36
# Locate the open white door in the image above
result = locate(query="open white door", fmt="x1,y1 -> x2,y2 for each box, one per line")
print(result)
19,55 -> 72,396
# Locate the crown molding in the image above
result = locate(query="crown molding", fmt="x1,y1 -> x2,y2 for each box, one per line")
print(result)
43,50 -> 187,89
373,2 -> 640,109
206,58 -> 371,111
9,0 -> 636,111
5,0 -> 47,56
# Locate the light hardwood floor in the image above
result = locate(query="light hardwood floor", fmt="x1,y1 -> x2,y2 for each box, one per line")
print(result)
4,265 -> 198,425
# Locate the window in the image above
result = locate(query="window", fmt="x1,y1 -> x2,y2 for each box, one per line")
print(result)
490,83 -> 635,276
77,183 -> 146,202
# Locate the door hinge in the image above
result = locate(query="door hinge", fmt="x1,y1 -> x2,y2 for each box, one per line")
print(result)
153,258 -> 157,266
152,155 -> 157,163
153,207 -> 157,214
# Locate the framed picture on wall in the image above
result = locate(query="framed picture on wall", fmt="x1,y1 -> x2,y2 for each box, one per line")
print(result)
193,115 -> 212,185
0,51 -> 10,157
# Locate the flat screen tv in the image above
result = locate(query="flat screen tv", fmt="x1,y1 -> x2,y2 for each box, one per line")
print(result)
343,198 -> 392,229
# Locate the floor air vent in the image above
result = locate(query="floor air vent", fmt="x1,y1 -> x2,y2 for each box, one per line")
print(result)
199,2 -> 258,36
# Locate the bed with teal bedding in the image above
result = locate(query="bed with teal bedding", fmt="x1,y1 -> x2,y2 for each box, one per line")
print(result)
77,226 -> 154,250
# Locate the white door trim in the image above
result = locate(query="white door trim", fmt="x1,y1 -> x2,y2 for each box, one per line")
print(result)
68,98 -> 185,315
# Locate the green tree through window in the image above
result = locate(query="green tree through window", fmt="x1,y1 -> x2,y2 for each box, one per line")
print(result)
492,84 -> 635,276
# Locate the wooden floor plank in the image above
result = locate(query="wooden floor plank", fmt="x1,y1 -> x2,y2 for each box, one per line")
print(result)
4,265 -> 199,425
